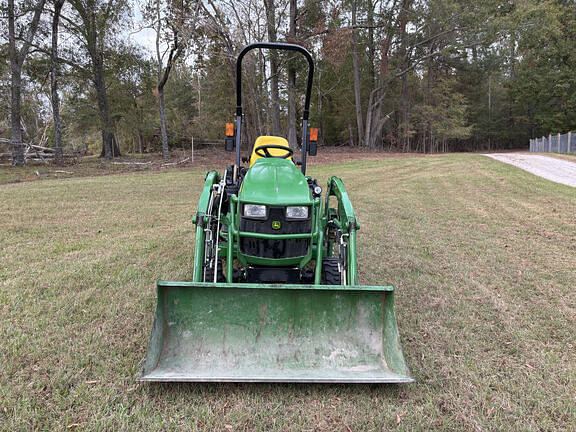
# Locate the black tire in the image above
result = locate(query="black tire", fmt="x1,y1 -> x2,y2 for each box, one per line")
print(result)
322,257 -> 342,285
204,259 -> 226,282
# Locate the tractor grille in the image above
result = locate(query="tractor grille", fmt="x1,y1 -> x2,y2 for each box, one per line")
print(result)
239,206 -> 311,259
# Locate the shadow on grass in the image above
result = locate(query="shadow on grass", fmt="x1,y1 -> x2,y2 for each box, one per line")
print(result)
141,381 -> 406,400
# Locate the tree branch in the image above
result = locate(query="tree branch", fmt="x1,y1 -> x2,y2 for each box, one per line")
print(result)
17,0 -> 47,66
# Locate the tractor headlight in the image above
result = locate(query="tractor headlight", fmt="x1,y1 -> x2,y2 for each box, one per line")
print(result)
286,206 -> 309,219
243,204 -> 267,218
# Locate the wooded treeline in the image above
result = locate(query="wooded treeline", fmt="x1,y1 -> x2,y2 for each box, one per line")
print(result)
1,0 -> 575,165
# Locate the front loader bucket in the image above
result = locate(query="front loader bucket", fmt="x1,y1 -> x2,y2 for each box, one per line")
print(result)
139,281 -> 413,383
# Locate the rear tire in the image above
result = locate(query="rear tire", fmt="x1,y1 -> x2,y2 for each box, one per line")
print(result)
322,258 -> 342,285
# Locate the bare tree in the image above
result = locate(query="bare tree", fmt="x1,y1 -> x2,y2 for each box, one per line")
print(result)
146,0 -> 201,159
51,0 -> 66,164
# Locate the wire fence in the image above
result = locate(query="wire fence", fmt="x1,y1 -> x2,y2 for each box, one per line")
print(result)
529,132 -> 576,153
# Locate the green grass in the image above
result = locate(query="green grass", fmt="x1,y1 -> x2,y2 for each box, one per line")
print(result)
1,154 -> 575,430
545,153 -> 576,163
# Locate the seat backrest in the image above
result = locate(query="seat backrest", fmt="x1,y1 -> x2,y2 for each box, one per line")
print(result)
249,136 -> 292,167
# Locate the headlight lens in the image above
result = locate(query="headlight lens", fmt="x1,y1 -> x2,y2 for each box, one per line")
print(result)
244,204 -> 267,218
286,206 -> 309,219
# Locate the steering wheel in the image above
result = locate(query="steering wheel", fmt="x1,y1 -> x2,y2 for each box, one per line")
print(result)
254,144 -> 294,159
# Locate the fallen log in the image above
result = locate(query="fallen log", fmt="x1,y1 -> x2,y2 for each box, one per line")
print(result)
111,161 -> 154,166
161,157 -> 190,167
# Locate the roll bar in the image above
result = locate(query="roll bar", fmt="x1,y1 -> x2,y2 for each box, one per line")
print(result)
234,42 -> 315,175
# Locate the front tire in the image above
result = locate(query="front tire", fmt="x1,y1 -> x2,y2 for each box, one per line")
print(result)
322,257 -> 342,285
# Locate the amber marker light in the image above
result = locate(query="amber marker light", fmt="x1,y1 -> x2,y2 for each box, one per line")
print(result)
309,128 -> 319,142
225,123 -> 235,136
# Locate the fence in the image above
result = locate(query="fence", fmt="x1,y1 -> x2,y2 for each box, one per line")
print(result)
529,132 -> 576,153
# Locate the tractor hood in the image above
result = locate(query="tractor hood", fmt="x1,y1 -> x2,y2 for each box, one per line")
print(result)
239,158 -> 312,206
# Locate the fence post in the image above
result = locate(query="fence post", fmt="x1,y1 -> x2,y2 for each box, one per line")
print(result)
569,132 -> 573,153
539,137 -> 543,152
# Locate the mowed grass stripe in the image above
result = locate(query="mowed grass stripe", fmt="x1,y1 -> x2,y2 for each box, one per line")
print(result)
1,154 -> 574,430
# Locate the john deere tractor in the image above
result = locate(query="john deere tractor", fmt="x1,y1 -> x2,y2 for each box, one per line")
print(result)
139,43 -> 413,383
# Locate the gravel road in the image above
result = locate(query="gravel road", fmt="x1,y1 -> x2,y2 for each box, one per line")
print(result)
484,153 -> 576,188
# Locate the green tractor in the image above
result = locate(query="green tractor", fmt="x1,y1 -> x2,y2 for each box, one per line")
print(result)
139,43 -> 413,383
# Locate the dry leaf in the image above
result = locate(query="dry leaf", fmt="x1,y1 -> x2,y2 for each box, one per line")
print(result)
85,380 -> 98,384
225,425 -> 233,430
396,410 -> 407,424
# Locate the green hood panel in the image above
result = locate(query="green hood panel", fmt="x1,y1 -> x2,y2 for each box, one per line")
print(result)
239,158 -> 312,205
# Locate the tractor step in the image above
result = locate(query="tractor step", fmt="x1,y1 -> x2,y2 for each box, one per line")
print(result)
139,281 -> 413,383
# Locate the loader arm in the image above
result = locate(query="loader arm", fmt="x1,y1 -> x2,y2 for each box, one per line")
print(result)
324,177 -> 360,285
192,171 -> 219,282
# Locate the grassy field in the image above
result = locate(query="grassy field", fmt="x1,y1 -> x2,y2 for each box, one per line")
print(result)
1,154 -> 575,430
0,151 -> 214,186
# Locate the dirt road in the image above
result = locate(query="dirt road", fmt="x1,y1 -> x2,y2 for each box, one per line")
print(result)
484,153 -> 576,187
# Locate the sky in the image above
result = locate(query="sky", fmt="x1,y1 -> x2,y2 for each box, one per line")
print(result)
125,6 -> 158,57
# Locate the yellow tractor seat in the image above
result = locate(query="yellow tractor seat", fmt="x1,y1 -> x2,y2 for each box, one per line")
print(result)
249,136 -> 293,167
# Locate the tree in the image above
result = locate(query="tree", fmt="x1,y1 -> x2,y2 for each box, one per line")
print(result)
7,0 -> 47,166
350,0 -> 364,146
67,0 -> 127,158
144,0 -> 201,158
50,0 -> 66,164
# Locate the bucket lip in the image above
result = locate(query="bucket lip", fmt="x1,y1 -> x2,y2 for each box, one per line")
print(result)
137,375 -> 415,383
156,280 -> 394,292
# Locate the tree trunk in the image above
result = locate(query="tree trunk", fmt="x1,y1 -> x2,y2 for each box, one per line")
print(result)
155,0 -> 170,159
316,67 -> 323,146
508,36 -> 516,145
287,0 -> 297,149
7,0 -> 46,167
364,89 -> 375,148
264,0 -> 281,136
196,73 -> 206,140
397,0 -> 410,152
138,130 -> 144,153
400,75 -> 409,152
84,7 -> 116,159
51,0 -> 65,165
158,86 -> 170,158
351,0 -> 364,146
367,0 -> 375,88
93,58 -> 114,159
10,61 -> 25,166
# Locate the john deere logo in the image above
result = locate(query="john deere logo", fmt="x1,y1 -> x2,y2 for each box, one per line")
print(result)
272,221 -> 281,230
